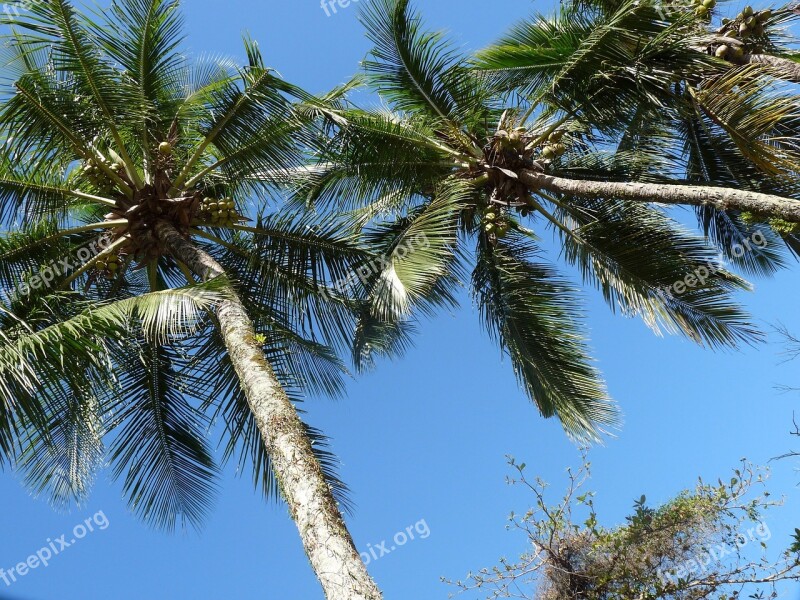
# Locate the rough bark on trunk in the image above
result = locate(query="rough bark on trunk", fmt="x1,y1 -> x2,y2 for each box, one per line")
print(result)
155,221 -> 382,600
743,53 -> 800,83
519,170 -> 800,222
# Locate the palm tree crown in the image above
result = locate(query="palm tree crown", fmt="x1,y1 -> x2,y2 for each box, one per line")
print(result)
0,2 -> 390,597
295,0 -> 800,441
0,0 -> 366,530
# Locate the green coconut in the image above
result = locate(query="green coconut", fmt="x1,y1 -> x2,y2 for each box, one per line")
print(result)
715,45 -> 729,58
158,141 -> 173,156
769,218 -> 800,236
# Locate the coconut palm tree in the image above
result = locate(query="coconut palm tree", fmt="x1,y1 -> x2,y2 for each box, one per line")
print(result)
292,0 -> 800,441
0,1 -> 382,598
473,0 -> 800,261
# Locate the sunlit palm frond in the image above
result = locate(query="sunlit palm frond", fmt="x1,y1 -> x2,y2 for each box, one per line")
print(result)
360,0 -> 487,146
359,177 -> 467,322
691,65 -> 800,177
7,0 -> 143,181
17,371 -> 105,510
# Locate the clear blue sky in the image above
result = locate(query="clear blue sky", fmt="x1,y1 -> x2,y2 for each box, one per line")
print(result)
2,1 -> 800,599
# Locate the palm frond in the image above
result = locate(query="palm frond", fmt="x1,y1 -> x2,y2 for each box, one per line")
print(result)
360,0 -> 488,145
94,0 -> 184,124
9,0 -> 143,180
359,177 -> 466,321
472,232 -> 618,442
17,372 -> 104,510
553,197 -> 763,348
173,37 -> 296,189
107,339 -> 218,531
680,108 -> 791,274
691,65 -> 800,177
207,212 -> 372,350
294,107 -> 459,212
474,1 -> 719,134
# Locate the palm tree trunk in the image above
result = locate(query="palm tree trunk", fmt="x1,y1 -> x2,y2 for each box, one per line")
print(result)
519,170 -> 800,222
743,53 -> 800,83
155,221 -> 382,600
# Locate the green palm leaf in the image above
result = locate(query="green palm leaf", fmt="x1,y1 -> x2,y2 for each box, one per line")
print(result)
360,0 -> 488,144
17,373 -> 104,510
472,232 -> 618,441
95,0 -> 184,120
680,108 -> 791,274
107,339 -> 218,531
554,197 -> 764,347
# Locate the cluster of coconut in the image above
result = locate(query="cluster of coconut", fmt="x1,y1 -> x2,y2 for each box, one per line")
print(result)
481,207 -> 510,239
199,196 -> 238,226
741,211 -> 799,237
768,217 -> 800,236
714,43 -> 745,60
495,127 -> 528,154
723,6 -> 771,38
95,252 -> 122,279
540,130 -> 567,161
80,156 -> 123,193
693,0 -> 716,19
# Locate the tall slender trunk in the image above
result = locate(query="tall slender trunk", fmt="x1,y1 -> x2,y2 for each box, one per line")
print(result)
155,221 -> 382,600
519,170 -> 800,222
